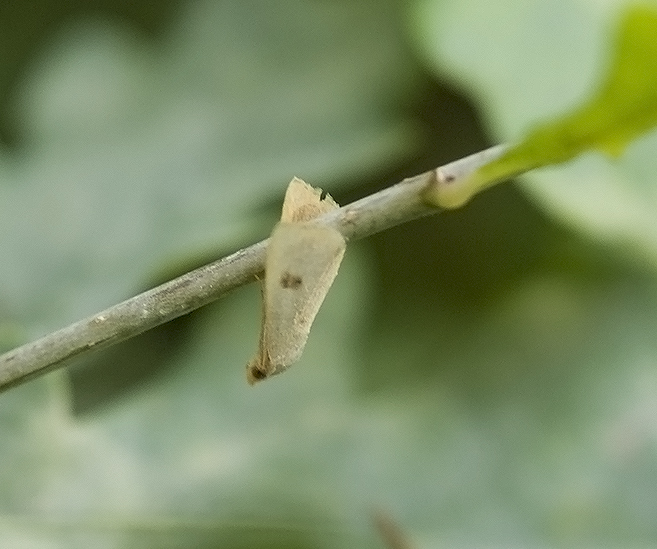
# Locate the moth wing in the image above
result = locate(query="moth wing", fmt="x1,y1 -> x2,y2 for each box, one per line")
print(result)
245,279 -> 273,385
281,177 -> 339,223
262,221 -> 346,375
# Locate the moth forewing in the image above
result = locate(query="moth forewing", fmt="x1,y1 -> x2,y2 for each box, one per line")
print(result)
245,281 -> 272,384
281,177 -> 338,223
260,222 -> 346,376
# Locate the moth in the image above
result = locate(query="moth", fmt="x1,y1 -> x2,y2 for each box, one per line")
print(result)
246,177 -> 346,384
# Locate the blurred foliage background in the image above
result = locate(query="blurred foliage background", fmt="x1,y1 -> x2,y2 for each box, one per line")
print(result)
2,0 -> 657,547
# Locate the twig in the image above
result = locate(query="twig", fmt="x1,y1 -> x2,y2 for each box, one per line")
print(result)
0,145 -> 507,393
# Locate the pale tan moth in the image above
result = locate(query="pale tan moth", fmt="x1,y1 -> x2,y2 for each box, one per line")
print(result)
246,177 -> 346,384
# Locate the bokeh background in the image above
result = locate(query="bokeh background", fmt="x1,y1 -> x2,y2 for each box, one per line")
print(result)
2,1 -> 657,547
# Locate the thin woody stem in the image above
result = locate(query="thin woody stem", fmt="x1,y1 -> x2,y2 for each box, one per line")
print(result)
0,144 -> 507,393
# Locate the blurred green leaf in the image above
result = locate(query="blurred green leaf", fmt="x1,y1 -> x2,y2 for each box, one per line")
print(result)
425,6 -> 657,209
413,0 -> 657,267
0,0 -> 420,334
0,0 -> 420,545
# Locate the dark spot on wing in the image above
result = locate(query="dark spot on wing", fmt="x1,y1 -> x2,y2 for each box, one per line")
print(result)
280,271 -> 303,289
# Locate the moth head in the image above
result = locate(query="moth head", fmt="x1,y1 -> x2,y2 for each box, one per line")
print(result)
246,357 -> 269,385
246,353 -> 292,385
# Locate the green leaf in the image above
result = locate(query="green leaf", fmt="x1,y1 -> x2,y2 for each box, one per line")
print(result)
414,0 -> 657,267
0,0 -> 420,334
423,5 -> 657,209
0,1 -> 421,546
411,0 -> 657,266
